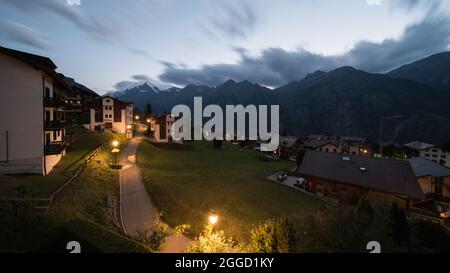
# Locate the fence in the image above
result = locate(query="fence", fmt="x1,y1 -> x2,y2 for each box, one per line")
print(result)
0,145 -> 104,209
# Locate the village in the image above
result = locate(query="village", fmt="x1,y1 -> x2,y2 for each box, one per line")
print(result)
0,44 -> 449,253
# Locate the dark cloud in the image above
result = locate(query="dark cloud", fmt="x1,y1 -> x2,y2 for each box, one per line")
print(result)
0,19 -> 51,50
203,1 -> 261,40
1,0 -> 124,43
159,12 -> 450,87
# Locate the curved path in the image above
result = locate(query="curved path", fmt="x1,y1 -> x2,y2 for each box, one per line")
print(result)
119,130 -> 190,252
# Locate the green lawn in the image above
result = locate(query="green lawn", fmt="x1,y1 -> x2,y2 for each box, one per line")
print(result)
137,140 -> 324,241
0,131 -> 149,253
0,129 -> 127,198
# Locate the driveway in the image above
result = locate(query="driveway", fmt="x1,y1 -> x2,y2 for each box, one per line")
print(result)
119,128 -> 190,252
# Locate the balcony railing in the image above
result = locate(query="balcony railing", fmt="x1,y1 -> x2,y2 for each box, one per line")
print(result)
44,141 -> 67,155
44,96 -> 65,108
44,120 -> 65,130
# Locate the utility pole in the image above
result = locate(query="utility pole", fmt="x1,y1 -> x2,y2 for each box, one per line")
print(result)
379,115 -> 403,158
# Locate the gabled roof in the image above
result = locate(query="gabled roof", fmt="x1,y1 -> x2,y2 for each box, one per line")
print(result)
404,141 -> 435,151
303,139 -> 339,149
280,136 -> 298,148
0,46 -> 56,70
298,150 -> 425,200
409,157 -> 450,178
0,46 -> 71,90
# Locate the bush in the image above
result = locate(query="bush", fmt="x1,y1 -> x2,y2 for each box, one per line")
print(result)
250,216 -> 297,253
187,224 -> 235,253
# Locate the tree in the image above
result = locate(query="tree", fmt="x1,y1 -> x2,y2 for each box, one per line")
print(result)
389,203 -> 411,246
145,103 -> 153,116
134,219 -> 170,252
250,216 -> 297,253
187,224 -> 235,253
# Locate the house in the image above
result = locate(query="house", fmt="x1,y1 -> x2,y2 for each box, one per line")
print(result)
61,75 -> 99,125
404,141 -> 450,167
409,157 -> 450,213
302,135 -> 371,156
84,96 -> 133,136
0,46 -> 69,175
298,150 -> 425,208
149,113 -> 178,142
278,136 -> 302,159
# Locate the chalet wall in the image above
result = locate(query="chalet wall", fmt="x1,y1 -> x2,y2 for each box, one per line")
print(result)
0,53 -> 43,163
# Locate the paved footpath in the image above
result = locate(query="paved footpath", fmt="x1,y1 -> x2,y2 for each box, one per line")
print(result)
119,133 -> 190,252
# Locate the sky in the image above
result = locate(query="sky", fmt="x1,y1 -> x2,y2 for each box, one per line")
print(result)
0,0 -> 449,94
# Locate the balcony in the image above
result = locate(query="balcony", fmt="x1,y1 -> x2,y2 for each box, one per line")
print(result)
44,120 -> 65,130
44,96 -> 65,108
44,141 -> 67,155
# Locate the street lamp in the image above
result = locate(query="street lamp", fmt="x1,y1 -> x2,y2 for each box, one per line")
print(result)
135,115 -> 140,121
111,140 -> 120,166
147,118 -> 151,123
379,115 -> 403,157
208,213 -> 218,226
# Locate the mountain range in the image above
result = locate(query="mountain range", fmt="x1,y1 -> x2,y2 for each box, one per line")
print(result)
108,52 -> 450,144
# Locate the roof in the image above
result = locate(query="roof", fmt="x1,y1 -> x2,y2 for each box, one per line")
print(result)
280,136 -> 298,148
303,139 -> 337,149
88,96 -> 133,106
298,150 -> 425,200
0,46 -> 71,90
62,75 -> 99,97
404,141 -> 435,151
409,157 -> 450,178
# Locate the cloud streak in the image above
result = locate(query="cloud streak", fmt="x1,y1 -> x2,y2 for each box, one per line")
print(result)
0,19 -> 51,50
202,0 -> 261,40
159,9 -> 450,87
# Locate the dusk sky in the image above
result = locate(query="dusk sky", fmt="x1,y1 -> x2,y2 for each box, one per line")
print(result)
0,0 -> 449,94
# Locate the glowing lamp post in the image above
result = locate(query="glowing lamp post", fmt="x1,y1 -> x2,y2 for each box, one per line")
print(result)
208,213 -> 219,226
126,125 -> 133,140
111,140 -> 120,166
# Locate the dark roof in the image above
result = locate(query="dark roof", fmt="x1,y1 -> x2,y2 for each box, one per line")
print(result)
61,75 -> 99,97
88,95 -> 133,105
0,46 -> 56,70
409,157 -> 450,178
0,46 -> 71,90
298,150 -> 424,199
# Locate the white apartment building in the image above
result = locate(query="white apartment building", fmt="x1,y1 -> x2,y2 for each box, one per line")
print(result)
405,141 -> 450,168
84,96 -> 133,135
0,46 -> 68,175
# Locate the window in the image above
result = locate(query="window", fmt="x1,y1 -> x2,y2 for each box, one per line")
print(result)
333,149 -> 337,153
105,115 -> 108,118
425,154 -> 430,157
432,154 -> 438,158
432,149 -> 438,153
106,99 -> 110,103
325,148 -> 329,152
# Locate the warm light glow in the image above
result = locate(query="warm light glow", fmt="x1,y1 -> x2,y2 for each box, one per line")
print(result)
127,125 -> 132,130
112,140 -> 119,148
135,115 -> 140,120
208,214 -> 218,225
147,118 -> 151,123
